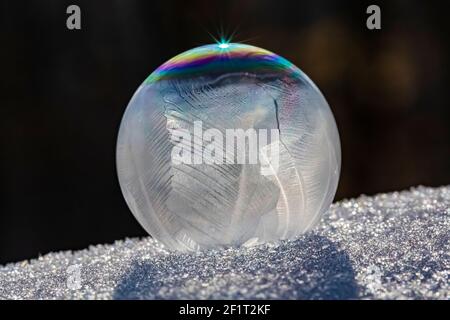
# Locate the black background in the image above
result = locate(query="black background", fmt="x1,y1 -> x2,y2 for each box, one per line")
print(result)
1,0 -> 449,264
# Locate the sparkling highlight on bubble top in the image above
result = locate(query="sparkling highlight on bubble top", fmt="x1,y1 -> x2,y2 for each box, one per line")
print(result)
145,43 -> 300,83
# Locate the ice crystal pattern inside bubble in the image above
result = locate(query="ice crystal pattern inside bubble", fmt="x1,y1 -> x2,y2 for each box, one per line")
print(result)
117,43 -> 341,251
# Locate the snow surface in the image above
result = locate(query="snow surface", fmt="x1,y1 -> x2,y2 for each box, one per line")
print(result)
1,186 -> 448,300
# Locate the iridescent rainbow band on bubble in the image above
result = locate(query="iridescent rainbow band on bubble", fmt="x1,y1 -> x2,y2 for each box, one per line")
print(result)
145,43 -> 300,83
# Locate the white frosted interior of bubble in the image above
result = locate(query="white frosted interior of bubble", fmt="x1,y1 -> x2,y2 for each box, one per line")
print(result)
116,44 -> 341,251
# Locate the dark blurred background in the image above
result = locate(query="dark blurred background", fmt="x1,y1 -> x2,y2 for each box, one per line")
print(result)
1,0 -> 449,264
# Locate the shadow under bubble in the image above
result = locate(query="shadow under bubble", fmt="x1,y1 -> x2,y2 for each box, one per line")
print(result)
113,234 -> 359,300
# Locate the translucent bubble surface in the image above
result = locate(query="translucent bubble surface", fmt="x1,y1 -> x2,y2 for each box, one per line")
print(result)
117,43 -> 341,251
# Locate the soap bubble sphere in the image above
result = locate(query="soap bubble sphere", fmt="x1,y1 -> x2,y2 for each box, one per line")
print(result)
117,43 -> 341,251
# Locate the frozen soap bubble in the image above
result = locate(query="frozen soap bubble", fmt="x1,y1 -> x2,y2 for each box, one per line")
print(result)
117,43 -> 341,251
